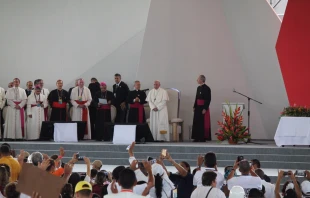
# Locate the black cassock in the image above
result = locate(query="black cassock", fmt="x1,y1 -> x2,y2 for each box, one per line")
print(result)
127,90 -> 147,123
95,90 -> 114,141
192,84 -> 211,141
88,82 -> 101,140
113,82 -> 129,123
48,89 -> 69,121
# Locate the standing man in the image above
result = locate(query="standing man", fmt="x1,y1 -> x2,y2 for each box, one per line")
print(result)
113,73 -> 129,123
70,78 -> 92,139
26,86 -> 48,140
0,86 -> 5,137
25,81 -> 33,97
68,79 -> 79,121
146,81 -> 170,141
192,75 -> 211,142
95,82 -> 114,141
127,81 -> 147,123
88,77 -> 100,139
4,78 -> 27,140
48,80 -> 69,121
34,79 -> 50,121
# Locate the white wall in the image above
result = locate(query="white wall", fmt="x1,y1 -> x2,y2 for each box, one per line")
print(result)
138,0 -> 288,140
0,0 -> 151,90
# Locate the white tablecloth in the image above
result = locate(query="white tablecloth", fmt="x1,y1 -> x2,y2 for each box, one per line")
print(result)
274,117 -> 310,147
113,125 -> 136,145
54,123 -> 78,142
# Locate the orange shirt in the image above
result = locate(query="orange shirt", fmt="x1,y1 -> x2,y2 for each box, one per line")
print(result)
0,156 -> 21,182
53,167 -> 64,177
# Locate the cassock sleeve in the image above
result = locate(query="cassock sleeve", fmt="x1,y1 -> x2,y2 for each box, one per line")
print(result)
146,91 -> 156,110
19,91 -> 27,108
194,87 -> 198,108
64,91 -> 70,103
204,86 -> 211,110
84,89 -> 92,107
139,91 -> 147,105
156,90 -> 169,111
127,92 -> 134,104
70,89 -> 79,108
27,97 -> 32,116
43,96 -> 48,108
0,91 -> 4,109
47,91 -> 53,106
108,92 -> 115,105
5,91 -> 15,108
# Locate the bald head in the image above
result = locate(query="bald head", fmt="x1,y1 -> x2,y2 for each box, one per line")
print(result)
154,81 -> 160,90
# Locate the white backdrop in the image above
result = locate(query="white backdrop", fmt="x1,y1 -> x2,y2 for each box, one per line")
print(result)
0,0 -> 288,140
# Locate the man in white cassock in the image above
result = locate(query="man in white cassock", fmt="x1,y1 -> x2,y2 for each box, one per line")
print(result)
34,79 -> 50,121
26,86 -> 48,140
70,78 -> 92,139
4,78 -> 27,139
0,86 -> 5,135
146,81 -> 170,141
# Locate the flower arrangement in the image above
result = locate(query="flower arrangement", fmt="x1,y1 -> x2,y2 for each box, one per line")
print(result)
216,103 -> 250,143
281,105 -> 310,117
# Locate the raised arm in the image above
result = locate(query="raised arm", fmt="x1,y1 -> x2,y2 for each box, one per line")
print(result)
165,152 -> 187,177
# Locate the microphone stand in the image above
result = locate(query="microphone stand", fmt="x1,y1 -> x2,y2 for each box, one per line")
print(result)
233,89 -> 262,144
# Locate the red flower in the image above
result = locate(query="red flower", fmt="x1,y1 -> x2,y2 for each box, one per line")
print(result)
217,136 -> 224,141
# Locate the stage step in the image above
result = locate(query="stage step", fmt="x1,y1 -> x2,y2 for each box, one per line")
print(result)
6,141 -> 310,170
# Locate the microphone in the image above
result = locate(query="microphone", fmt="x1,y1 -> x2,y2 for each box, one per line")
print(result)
141,89 -> 149,92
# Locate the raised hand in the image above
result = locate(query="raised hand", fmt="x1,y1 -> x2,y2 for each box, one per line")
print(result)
38,159 -> 50,171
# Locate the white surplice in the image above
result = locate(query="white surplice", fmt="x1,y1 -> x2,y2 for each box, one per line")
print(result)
0,87 -> 5,135
4,87 -> 27,139
146,87 -> 170,141
26,93 -> 47,140
70,86 -> 92,139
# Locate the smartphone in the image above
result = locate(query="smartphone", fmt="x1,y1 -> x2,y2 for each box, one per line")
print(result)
162,149 -> 167,157
237,156 -> 244,162
76,153 -> 84,161
283,171 -> 291,176
126,145 -> 131,151
295,170 -> 306,177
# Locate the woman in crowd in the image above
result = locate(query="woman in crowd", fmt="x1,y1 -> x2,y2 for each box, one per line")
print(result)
191,171 -> 226,198
157,152 -> 194,198
150,163 -> 175,198
92,171 -> 107,197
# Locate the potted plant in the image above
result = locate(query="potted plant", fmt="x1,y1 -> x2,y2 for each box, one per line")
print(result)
281,104 -> 310,117
216,103 -> 250,144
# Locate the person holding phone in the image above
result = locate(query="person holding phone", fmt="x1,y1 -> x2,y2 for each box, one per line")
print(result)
158,150 -> 194,198
26,86 -> 48,140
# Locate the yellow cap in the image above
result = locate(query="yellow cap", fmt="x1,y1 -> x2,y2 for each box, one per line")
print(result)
75,181 -> 92,193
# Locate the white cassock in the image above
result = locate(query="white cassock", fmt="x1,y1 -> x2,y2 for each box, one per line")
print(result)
0,87 -> 5,135
4,87 -> 27,139
70,86 -> 92,139
26,93 -> 47,140
146,87 -> 170,141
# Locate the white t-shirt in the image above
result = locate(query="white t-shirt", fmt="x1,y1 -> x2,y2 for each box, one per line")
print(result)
107,182 -> 147,195
193,168 -> 225,189
191,186 -> 226,198
262,179 -> 275,198
227,175 -> 262,195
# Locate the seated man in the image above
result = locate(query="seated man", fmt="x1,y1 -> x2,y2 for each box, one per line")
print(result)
227,160 -> 262,196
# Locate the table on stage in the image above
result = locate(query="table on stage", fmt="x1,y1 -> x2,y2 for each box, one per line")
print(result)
274,117 -> 310,147
104,122 -> 154,143
40,121 -> 87,141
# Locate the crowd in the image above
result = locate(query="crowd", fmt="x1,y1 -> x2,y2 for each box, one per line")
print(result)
0,142 -> 307,198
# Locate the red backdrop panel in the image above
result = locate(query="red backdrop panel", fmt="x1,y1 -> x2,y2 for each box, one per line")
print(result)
276,0 -> 310,106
